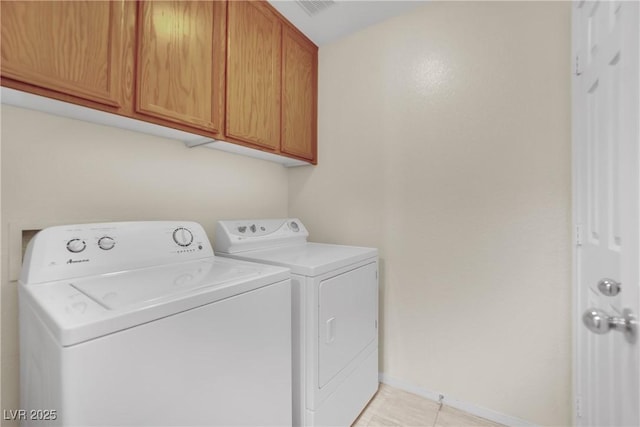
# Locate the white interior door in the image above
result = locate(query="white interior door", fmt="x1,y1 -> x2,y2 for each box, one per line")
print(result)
573,1 -> 639,426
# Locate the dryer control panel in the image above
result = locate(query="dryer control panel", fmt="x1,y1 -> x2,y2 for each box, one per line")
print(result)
21,221 -> 214,284
215,218 -> 308,254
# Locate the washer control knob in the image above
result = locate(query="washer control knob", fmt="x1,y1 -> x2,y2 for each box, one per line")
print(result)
173,227 -> 193,247
290,221 -> 300,232
98,236 -> 116,250
66,239 -> 86,253
250,224 -> 257,233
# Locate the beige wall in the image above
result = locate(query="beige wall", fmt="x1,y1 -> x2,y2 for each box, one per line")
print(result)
289,1 -> 571,425
0,105 -> 289,418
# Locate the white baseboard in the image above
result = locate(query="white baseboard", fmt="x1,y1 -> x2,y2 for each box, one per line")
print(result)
378,373 -> 538,427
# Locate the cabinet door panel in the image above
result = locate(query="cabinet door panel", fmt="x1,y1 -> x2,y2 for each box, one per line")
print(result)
226,1 -> 281,150
282,26 -> 317,161
136,1 -> 225,133
1,1 -> 126,107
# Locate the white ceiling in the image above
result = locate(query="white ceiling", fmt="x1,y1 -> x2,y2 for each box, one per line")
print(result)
268,1 -> 425,46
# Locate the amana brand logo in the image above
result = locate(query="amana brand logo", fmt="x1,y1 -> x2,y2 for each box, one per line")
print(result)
67,259 -> 90,264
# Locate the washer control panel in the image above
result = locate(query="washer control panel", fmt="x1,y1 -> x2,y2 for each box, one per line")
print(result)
21,221 -> 214,284
215,218 -> 308,254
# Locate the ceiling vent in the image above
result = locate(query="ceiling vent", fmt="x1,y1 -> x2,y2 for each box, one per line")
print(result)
295,0 -> 336,17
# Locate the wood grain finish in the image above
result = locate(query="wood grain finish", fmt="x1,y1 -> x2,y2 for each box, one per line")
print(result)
226,1 -> 281,150
136,1 -> 226,133
1,0 -> 317,164
281,24 -> 317,161
1,1 -> 126,107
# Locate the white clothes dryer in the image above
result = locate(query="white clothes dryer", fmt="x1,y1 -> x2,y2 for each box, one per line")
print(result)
19,221 -> 292,427
215,218 -> 379,427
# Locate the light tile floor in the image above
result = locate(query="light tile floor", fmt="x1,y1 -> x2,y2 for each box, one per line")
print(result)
353,384 -> 505,427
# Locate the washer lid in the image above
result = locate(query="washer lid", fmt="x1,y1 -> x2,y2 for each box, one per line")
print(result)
20,257 -> 289,346
72,259 -> 260,310
222,242 -> 377,276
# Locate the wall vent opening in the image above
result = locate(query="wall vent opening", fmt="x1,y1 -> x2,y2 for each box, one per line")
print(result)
295,0 -> 336,17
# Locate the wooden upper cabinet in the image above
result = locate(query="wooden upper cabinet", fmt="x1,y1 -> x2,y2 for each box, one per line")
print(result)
281,25 -> 318,161
136,1 -> 226,134
1,0 -> 317,164
1,1 -> 129,108
226,1 -> 281,150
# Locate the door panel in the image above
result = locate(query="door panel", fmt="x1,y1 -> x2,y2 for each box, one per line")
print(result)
1,1 -> 126,107
318,262 -> 377,388
226,1 -> 281,150
574,1 -> 639,425
136,1 -> 226,133
282,26 -> 317,161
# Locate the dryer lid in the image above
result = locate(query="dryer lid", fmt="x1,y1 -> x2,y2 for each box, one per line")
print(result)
222,242 -> 377,276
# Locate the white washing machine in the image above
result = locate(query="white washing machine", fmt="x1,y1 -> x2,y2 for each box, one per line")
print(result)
19,221 -> 292,427
214,218 -> 379,427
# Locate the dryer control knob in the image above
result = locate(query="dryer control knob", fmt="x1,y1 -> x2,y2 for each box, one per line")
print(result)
173,227 -> 193,247
98,236 -> 116,250
66,239 -> 86,253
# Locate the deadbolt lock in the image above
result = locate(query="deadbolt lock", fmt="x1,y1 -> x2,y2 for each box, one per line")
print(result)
597,278 -> 621,296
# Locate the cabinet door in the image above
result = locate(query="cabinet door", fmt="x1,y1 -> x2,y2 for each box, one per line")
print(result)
1,1 -> 127,107
136,1 -> 226,133
281,26 -> 317,161
226,1 -> 281,150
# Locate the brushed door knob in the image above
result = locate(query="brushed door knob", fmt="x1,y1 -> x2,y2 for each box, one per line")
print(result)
583,308 -> 637,343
